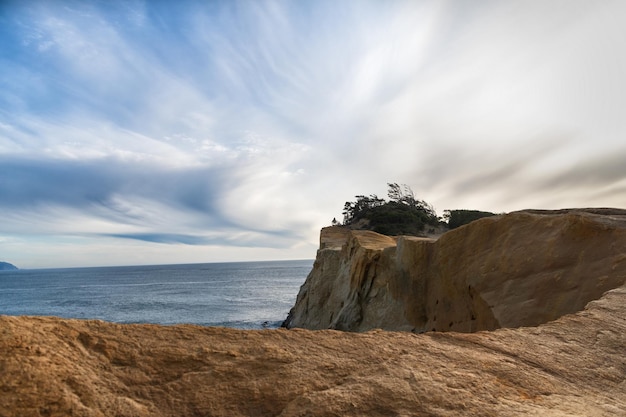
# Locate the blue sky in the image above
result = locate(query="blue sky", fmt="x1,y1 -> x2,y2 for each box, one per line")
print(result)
2,0 -> 626,268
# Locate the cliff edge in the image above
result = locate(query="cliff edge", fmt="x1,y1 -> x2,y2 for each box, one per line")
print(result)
283,209 -> 626,332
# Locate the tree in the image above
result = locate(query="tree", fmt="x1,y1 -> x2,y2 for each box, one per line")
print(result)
387,183 -> 437,219
341,184 -> 440,236
387,183 -> 415,206
342,194 -> 385,225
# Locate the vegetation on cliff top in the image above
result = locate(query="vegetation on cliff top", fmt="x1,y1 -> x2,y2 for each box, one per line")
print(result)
338,183 -> 496,236
340,183 -> 440,236
443,209 -> 496,229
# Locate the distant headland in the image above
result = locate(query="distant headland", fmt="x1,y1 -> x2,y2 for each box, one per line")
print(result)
0,261 -> 18,271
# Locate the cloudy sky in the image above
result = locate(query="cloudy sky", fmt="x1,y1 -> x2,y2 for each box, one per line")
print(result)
1,0 -> 626,268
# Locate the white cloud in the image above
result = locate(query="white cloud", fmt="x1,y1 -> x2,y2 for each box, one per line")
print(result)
2,0 -> 626,267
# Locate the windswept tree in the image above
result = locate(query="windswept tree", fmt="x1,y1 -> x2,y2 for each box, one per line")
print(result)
341,184 -> 440,236
342,194 -> 386,225
387,182 -> 415,205
387,183 -> 437,219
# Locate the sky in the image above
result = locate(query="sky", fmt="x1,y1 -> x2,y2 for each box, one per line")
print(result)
1,0 -> 626,268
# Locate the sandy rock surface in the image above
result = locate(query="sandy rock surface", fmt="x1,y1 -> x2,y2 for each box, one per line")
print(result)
1,284 -> 625,416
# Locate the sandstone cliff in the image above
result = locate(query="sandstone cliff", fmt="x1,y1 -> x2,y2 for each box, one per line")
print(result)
1,284 -> 625,416
283,209 -> 626,332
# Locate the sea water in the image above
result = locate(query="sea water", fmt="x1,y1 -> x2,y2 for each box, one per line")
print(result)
0,260 -> 312,329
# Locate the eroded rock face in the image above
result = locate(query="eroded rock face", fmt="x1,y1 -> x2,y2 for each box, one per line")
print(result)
1,284 -> 625,416
283,209 -> 626,332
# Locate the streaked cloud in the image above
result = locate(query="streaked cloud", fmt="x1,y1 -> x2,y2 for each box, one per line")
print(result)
1,0 -> 626,267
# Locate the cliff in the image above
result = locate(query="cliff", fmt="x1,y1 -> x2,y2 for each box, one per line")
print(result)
283,209 -> 626,332
1,284 -> 625,416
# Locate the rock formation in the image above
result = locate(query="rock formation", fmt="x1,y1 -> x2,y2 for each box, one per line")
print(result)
0,261 -> 18,271
283,209 -> 626,332
1,284 -> 625,416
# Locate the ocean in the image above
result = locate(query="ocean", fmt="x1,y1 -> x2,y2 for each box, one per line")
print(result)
0,260 -> 312,329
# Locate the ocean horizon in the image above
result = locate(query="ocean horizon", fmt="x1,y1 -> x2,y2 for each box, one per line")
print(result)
0,259 -> 313,329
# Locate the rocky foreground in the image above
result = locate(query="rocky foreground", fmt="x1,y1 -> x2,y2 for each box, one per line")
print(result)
0,284 -> 625,416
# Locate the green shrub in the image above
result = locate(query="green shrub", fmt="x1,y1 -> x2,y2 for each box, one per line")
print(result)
341,184 -> 440,236
443,209 -> 496,229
